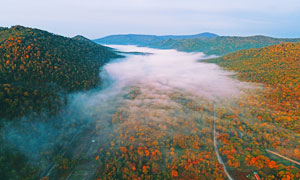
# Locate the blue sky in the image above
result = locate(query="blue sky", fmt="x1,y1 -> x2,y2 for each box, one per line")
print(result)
1,0 -> 300,39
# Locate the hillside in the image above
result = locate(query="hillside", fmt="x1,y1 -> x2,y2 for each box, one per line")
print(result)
94,32 -> 218,45
149,35 -> 300,56
0,25 -> 120,120
204,42 -> 300,178
206,42 -> 300,131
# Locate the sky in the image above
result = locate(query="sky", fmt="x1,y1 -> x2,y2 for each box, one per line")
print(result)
1,0 -> 300,39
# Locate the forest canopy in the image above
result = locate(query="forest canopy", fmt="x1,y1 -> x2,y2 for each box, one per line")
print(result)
0,25 -> 120,120
206,42 -> 300,133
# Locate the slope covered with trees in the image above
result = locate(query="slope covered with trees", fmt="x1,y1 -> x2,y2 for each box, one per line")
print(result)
94,32 -> 218,45
0,25 -> 121,180
204,42 -> 300,179
206,42 -> 300,132
0,25 -> 120,120
149,36 -> 300,56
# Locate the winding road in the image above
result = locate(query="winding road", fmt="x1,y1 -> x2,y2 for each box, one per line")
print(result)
213,104 -> 234,180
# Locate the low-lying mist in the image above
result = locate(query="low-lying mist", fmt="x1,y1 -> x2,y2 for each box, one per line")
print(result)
105,45 -> 246,99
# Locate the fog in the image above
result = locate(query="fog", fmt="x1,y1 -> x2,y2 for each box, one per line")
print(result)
1,45 -> 252,177
103,45 -> 246,99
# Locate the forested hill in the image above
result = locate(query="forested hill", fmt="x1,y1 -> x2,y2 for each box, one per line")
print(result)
206,42 -> 300,132
202,42 -> 300,179
148,35 -> 300,56
0,25 -> 120,120
94,32 -> 218,45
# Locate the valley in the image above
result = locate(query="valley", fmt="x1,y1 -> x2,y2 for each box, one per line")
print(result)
41,45 -> 300,179
1,26 -> 300,180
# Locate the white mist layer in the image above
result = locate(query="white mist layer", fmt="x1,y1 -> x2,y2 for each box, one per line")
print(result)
103,45 -> 245,100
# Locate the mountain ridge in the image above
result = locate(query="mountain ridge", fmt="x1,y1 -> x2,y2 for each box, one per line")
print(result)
94,32 -> 300,56
147,35 -> 300,55
94,32 -> 219,45
0,25 -> 120,120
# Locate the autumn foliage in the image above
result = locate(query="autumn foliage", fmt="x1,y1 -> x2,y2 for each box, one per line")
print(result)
0,25 -> 119,120
0,25 -> 119,180
206,42 -> 300,179
209,42 -> 300,133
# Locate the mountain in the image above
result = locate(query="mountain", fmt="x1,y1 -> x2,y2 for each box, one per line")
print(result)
0,25 -> 120,120
72,35 -> 93,43
148,35 -> 300,56
94,32 -> 218,45
204,42 -> 300,178
205,42 -> 300,132
95,33 -> 300,56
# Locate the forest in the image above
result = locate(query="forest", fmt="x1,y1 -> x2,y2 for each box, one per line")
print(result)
0,25 -> 120,120
0,25 -> 120,179
204,42 -> 300,179
206,42 -> 300,133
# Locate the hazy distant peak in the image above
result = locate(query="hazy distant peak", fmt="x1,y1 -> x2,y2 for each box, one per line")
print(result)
94,32 -> 219,45
100,32 -> 218,38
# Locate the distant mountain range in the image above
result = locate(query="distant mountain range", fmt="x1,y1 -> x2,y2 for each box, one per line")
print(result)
94,32 -> 218,45
95,33 -> 300,56
148,35 -> 300,55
